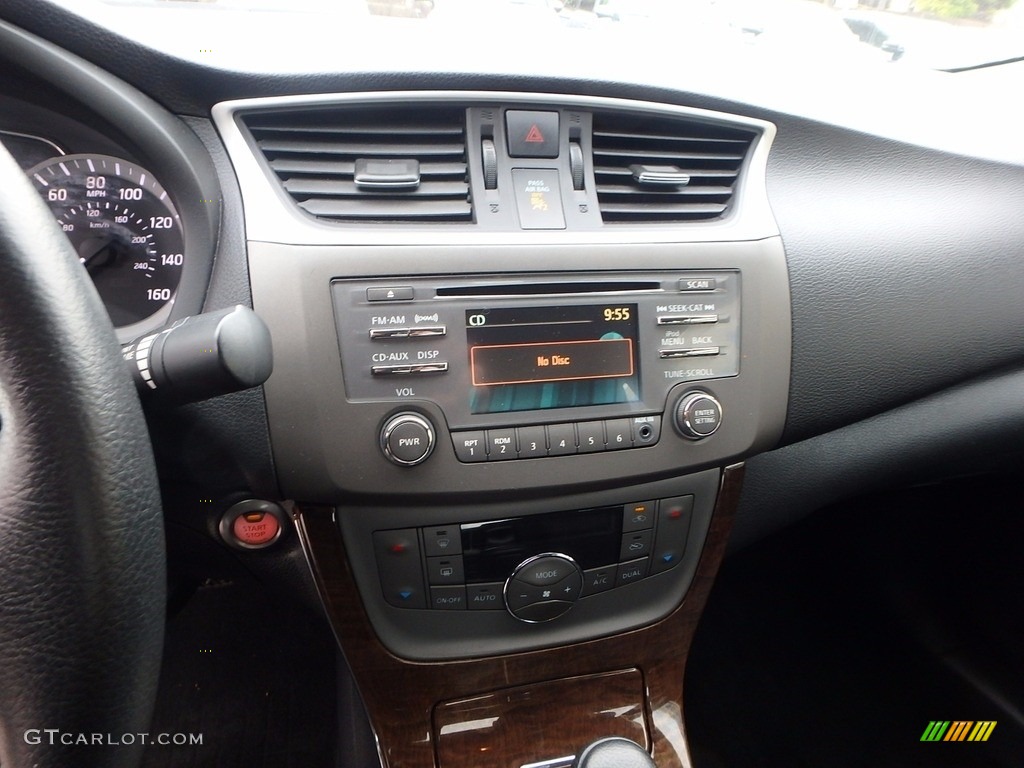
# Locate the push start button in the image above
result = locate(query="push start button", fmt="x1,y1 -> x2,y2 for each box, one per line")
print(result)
220,500 -> 287,550
233,511 -> 279,546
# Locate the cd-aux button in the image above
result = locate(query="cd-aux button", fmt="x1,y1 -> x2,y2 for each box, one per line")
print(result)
371,362 -> 449,376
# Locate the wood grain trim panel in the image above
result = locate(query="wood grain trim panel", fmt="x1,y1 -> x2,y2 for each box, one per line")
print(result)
434,669 -> 647,768
296,463 -> 743,768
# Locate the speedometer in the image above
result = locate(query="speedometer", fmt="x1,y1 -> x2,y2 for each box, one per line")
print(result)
28,153 -> 185,329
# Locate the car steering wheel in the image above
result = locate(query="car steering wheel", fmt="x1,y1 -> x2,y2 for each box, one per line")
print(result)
0,143 -> 164,766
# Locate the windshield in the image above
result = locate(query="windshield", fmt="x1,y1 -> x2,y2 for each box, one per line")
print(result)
78,0 -> 1024,71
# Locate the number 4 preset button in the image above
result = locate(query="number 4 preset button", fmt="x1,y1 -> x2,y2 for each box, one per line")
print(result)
546,423 -> 577,456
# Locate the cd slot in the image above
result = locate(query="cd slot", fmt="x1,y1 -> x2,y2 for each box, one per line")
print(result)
435,281 -> 661,298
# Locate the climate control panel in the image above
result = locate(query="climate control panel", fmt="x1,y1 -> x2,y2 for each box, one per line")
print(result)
372,496 -> 693,621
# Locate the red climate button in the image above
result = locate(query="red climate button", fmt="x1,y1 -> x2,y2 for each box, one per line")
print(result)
232,511 -> 280,547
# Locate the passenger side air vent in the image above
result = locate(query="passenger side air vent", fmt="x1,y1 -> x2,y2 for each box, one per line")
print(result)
243,106 -> 472,223
592,112 -> 756,223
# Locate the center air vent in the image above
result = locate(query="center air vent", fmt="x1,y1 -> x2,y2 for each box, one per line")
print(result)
592,113 -> 756,223
243,106 -> 472,223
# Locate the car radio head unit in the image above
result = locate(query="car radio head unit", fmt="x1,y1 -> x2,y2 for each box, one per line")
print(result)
331,271 -> 739,446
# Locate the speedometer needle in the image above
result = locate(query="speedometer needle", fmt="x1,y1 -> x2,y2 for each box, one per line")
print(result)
78,235 -> 118,273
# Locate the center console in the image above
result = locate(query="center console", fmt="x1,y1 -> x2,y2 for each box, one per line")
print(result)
220,91 -> 791,767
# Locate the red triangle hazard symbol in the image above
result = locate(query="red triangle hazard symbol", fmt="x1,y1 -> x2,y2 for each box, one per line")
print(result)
524,124 -> 545,143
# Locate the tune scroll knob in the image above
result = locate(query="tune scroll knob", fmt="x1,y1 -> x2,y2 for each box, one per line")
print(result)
673,391 -> 723,440
380,412 -> 435,466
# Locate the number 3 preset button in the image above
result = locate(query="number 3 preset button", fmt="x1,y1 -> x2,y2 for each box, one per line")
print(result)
517,425 -> 548,458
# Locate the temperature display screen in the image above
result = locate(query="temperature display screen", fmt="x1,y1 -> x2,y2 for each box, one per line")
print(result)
466,304 -> 640,414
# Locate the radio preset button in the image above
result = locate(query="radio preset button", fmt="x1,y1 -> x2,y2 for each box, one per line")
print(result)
577,421 -> 606,453
452,431 -> 487,463
547,423 -> 577,456
605,419 -> 633,450
486,429 -> 518,461
517,425 -> 548,458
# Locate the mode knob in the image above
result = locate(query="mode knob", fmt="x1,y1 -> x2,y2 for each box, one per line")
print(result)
504,553 -> 583,623
380,412 -> 435,466
673,391 -> 723,440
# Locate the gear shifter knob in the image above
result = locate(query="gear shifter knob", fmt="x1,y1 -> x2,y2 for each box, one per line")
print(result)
573,738 -> 656,768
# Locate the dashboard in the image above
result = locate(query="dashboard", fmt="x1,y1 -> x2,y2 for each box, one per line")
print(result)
2,3 -> 1024,768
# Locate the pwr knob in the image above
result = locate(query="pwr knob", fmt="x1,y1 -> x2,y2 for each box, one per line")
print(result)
380,412 -> 435,466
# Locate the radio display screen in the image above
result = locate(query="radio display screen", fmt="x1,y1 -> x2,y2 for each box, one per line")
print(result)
466,304 -> 640,414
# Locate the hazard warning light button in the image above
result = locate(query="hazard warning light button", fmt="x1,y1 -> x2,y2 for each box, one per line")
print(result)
506,110 -> 559,158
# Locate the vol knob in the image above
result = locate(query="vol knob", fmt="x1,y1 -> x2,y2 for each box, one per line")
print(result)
380,412 -> 435,466
673,392 -> 723,440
